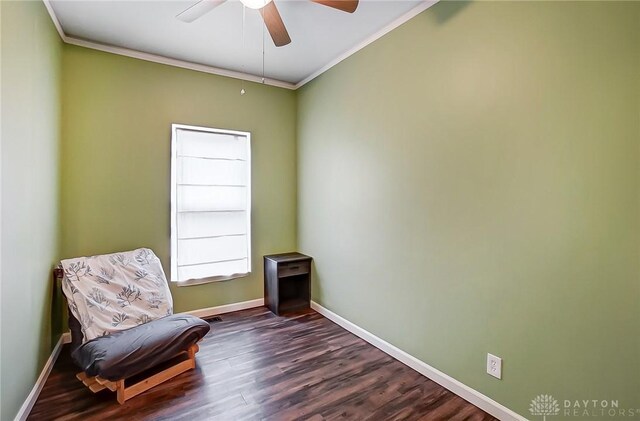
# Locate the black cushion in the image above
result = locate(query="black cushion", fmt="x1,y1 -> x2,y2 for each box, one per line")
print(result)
71,314 -> 210,380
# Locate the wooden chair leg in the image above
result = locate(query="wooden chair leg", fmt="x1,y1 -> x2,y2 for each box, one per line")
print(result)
187,344 -> 198,368
116,380 -> 126,404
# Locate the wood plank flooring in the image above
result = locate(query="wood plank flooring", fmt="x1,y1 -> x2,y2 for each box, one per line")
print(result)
28,307 -> 497,420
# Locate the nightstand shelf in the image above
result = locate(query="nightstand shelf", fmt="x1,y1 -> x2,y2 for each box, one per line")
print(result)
264,253 -> 312,315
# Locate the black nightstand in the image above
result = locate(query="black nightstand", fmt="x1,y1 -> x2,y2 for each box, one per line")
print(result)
264,253 -> 312,315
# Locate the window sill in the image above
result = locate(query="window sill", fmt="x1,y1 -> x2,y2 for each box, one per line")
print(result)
174,272 -> 250,287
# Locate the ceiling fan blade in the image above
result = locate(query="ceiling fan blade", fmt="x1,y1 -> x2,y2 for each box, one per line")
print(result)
311,0 -> 359,13
176,0 -> 227,23
260,1 -> 291,47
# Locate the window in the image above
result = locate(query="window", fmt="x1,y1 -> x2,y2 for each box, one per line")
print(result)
170,124 -> 251,285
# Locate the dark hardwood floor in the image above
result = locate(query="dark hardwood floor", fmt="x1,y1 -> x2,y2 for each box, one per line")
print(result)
28,307 -> 497,420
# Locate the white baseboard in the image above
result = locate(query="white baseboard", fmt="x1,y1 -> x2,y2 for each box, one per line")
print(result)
15,298 -> 264,420
310,301 -> 527,421
17,299 -> 521,420
184,298 -> 264,319
14,335 -> 66,421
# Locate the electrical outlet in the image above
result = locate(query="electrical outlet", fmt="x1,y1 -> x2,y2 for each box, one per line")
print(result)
487,353 -> 502,379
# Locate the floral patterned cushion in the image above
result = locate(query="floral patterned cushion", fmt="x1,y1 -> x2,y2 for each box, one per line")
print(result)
61,248 -> 173,343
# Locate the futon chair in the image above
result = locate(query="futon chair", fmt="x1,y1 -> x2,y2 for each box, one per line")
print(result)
57,248 -> 210,404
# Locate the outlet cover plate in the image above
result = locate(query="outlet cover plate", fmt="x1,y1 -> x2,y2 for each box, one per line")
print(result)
487,353 -> 502,379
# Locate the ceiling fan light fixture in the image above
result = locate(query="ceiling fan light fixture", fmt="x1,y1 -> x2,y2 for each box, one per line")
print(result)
176,0 -> 358,48
240,0 -> 273,10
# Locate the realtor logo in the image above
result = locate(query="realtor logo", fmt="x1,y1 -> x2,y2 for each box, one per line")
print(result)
530,394 -> 561,421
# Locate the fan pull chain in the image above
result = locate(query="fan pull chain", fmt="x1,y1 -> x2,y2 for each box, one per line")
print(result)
261,13 -> 265,84
240,4 -> 246,95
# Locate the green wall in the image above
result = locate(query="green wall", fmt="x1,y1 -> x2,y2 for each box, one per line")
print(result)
2,1 -> 640,419
1,14 -> 297,418
297,1 -> 640,418
61,45 -> 297,312
0,1 -> 62,419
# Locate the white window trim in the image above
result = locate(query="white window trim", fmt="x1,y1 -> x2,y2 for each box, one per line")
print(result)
170,123 -> 252,286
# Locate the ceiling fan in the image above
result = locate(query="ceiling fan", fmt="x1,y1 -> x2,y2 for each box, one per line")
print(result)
176,0 -> 359,47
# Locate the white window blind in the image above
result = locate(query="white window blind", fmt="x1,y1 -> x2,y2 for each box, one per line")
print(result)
170,124 -> 251,284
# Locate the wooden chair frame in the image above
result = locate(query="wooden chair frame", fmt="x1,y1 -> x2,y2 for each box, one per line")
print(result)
75,343 -> 199,404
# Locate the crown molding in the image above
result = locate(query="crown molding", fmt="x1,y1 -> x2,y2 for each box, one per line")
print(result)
42,0 -> 65,40
63,36 -> 298,90
42,0 -> 296,89
294,0 -> 438,88
42,0 -> 438,91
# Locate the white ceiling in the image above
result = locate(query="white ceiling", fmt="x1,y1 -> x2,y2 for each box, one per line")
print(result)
48,0 -> 430,86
